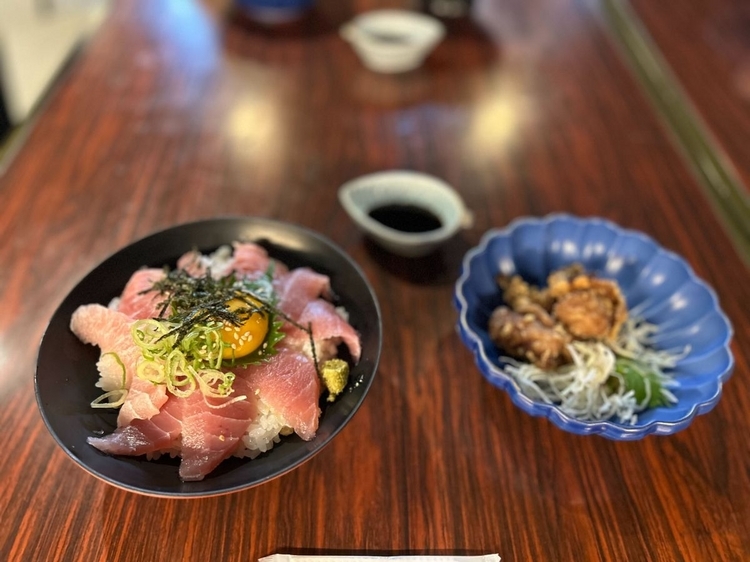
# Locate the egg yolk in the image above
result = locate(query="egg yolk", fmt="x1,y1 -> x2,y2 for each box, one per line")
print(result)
221,298 -> 269,360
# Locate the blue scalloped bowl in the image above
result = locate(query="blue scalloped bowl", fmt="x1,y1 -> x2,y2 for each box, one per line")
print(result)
454,214 -> 734,440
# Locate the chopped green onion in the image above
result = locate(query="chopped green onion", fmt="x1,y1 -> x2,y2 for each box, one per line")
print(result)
90,352 -> 128,408
91,389 -> 128,409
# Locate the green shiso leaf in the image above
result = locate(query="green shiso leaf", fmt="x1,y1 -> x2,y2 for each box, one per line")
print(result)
612,357 -> 671,408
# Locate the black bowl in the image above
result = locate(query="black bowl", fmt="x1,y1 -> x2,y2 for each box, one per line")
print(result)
35,218 -> 382,497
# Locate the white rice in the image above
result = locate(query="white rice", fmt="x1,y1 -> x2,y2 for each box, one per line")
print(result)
197,245 -> 234,278
234,397 -> 293,459
94,353 -> 129,401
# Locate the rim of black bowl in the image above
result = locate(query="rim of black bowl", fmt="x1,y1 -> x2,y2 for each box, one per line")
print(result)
34,217 -> 382,497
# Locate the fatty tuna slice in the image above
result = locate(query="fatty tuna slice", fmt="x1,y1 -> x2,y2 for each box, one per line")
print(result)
120,377 -> 170,427
176,246 -> 235,278
70,304 -> 168,426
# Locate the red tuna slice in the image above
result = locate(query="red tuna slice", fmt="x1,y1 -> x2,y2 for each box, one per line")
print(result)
88,376 -> 257,481
234,346 -> 320,441
285,300 -> 361,363
87,402 -> 182,456
70,304 -> 168,426
176,242 -> 288,280
176,250 -> 209,277
177,374 -> 257,481
176,246 -> 235,278
117,268 -> 165,319
230,242 -> 289,279
275,268 -> 332,319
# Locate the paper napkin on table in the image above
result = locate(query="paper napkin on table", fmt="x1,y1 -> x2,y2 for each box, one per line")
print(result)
261,555 -> 501,562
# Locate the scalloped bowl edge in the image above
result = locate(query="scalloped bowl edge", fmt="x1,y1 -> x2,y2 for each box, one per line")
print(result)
453,214 -> 735,440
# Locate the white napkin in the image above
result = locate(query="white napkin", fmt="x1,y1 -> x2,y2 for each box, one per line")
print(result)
261,555 -> 501,562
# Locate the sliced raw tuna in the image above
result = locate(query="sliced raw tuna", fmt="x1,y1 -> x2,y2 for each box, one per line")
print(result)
176,242 -> 289,280
89,374 -> 258,481
177,375 -> 257,481
284,299 -> 361,362
116,268 -> 165,319
176,245 -> 235,278
176,250 -> 208,277
87,402 -> 182,456
230,242 -> 271,275
70,304 -> 168,425
230,242 -> 288,278
275,268 -> 331,319
234,345 -> 321,440
119,377 -> 168,426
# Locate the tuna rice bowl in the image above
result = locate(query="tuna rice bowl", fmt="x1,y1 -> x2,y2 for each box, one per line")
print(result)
35,219 -> 381,497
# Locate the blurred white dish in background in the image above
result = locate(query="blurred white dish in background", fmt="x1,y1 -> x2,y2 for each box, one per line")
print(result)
340,10 -> 445,74
339,170 -> 473,258
0,0 -> 109,124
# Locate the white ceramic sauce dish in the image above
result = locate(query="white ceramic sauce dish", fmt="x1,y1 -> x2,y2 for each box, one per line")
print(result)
339,170 -> 473,257
340,10 -> 446,74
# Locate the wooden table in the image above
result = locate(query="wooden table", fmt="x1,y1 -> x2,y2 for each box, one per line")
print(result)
1,0 -> 748,560
629,0 -> 750,190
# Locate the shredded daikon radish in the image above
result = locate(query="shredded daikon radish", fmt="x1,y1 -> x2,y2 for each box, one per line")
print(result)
612,316 -> 690,372
503,316 -> 688,424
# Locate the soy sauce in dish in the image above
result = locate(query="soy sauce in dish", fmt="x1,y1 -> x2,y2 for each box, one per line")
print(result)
367,204 -> 442,233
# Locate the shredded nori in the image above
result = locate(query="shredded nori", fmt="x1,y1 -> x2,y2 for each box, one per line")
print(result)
141,266 -> 319,372
146,268 -> 274,343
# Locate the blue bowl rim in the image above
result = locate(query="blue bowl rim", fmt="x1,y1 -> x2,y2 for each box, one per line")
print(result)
454,213 -> 735,440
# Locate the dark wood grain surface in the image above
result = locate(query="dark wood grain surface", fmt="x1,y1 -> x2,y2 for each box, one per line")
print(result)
628,0 -> 750,192
1,0 -> 749,560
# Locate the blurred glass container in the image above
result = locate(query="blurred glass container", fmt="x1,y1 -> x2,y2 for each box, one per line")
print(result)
234,0 -> 314,24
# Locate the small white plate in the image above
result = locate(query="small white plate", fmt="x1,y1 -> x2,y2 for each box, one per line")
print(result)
339,170 -> 473,257
340,10 -> 445,74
